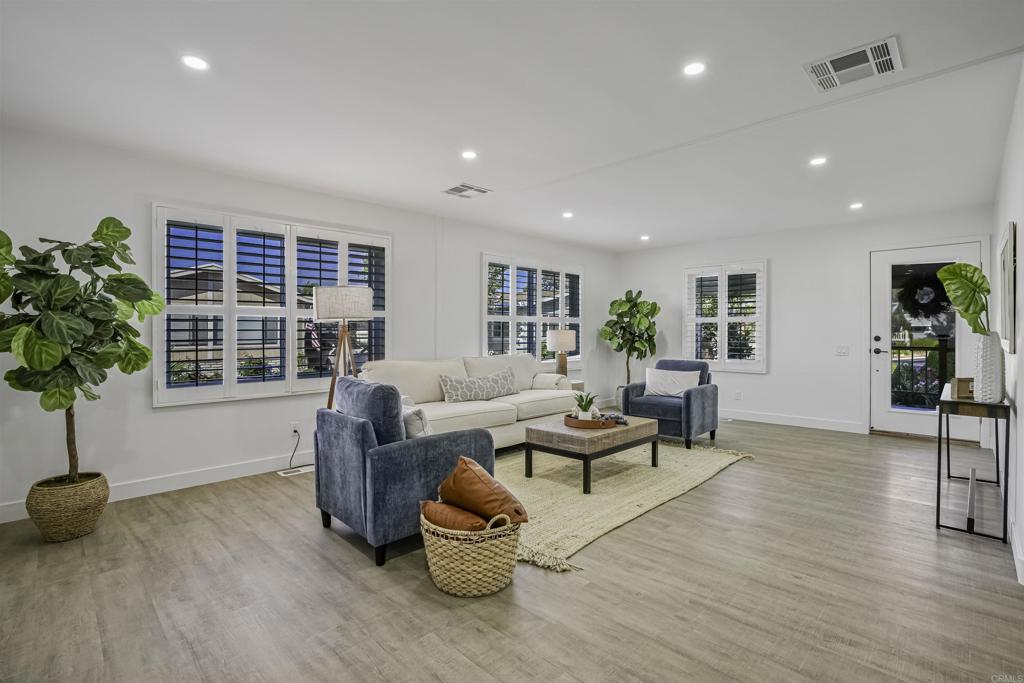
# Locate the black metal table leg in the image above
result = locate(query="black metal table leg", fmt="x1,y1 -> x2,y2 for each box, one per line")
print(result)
525,445 -> 533,478
1003,414 -> 1010,543
994,419 -> 1001,487
945,412 -> 951,479
936,407 -> 943,529
651,438 -> 658,468
583,457 -> 592,494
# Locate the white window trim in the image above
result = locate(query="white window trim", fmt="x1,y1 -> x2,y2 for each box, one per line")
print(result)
152,203 -> 391,407
683,259 -> 767,374
480,253 -> 584,366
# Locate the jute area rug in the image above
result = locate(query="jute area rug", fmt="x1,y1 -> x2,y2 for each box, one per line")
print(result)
494,441 -> 752,572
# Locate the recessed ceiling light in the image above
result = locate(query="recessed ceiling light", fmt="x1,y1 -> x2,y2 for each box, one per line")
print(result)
181,55 -> 209,71
849,202 -> 864,210
809,156 -> 828,166
683,62 -> 706,76
562,211 -> 574,219
461,150 -> 477,160
640,235 -> 650,241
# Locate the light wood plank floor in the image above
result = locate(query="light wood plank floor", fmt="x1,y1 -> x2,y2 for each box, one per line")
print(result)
2,420 -> 1023,683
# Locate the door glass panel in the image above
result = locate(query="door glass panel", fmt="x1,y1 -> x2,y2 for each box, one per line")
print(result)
890,262 -> 955,410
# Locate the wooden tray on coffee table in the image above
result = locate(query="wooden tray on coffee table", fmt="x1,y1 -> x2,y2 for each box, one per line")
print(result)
564,414 -> 617,429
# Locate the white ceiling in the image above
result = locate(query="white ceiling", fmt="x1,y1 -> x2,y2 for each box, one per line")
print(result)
2,1 -> 1023,250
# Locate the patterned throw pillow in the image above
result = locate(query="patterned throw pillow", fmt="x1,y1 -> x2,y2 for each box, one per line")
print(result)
440,367 -> 516,403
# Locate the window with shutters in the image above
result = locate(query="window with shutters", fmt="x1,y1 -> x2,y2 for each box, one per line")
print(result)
684,260 -> 766,373
483,255 -> 583,364
154,205 -> 390,406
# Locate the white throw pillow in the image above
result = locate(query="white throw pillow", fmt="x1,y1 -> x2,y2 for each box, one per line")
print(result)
644,368 -> 701,397
402,407 -> 432,439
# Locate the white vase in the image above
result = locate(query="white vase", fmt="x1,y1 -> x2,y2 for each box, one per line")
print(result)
974,331 -> 1004,403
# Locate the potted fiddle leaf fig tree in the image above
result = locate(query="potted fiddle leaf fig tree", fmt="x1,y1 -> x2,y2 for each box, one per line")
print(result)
599,289 -> 660,385
0,218 -> 165,542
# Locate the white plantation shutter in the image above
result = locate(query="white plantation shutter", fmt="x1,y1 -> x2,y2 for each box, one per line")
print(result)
684,260 -> 767,373
153,205 -> 391,407
482,254 -> 583,363
684,268 -> 721,363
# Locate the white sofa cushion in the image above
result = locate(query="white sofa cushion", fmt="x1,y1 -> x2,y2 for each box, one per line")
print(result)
464,354 -> 539,392
531,373 -> 571,390
490,389 -> 576,421
418,400 -> 518,432
360,359 -> 467,404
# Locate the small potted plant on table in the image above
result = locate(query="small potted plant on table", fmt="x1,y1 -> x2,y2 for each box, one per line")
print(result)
0,218 -> 164,542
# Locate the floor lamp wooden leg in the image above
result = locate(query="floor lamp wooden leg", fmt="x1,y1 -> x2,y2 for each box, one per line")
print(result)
326,321 -> 345,409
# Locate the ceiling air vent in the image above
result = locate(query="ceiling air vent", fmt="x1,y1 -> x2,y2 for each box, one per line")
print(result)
443,182 -> 492,199
804,36 -> 903,93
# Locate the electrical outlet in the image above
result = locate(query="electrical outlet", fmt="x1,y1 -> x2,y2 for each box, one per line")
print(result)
290,422 -> 300,436
734,391 -> 742,401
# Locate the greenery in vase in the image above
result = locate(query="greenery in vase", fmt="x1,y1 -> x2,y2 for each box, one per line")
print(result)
0,218 -> 165,484
598,289 -> 660,384
573,391 -> 597,413
936,262 -> 991,334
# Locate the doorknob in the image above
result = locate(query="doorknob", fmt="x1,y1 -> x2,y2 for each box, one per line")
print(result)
873,348 -> 889,354
873,335 -> 881,342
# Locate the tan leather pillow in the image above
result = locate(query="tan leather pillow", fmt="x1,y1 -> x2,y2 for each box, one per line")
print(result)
438,456 -> 528,524
420,500 -> 488,531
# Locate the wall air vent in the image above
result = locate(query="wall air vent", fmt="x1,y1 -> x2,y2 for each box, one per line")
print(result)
804,36 -> 903,93
443,182 -> 492,198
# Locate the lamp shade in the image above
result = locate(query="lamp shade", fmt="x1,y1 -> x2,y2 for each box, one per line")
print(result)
546,328 -> 576,353
313,285 -> 374,321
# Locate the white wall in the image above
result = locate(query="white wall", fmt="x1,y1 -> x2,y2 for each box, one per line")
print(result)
993,57 -> 1024,580
612,205 -> 994,433
0,126 -> 617,521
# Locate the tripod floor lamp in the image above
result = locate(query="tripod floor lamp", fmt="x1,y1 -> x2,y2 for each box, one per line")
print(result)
313,285 -> 374,409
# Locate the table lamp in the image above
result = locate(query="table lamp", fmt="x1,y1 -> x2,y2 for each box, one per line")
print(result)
313,285 -> 374,409
546,328 -> 577,378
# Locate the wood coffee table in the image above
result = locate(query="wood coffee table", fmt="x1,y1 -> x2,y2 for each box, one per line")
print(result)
524,416 -> 659,494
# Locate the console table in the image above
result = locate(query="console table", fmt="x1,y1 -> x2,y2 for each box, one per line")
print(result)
936,383 -> 1009,542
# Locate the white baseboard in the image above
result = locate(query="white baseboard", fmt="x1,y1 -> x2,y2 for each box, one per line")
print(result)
719,408 -> 867,434
1011,520 -> 1024,586
0,449 -> 314,524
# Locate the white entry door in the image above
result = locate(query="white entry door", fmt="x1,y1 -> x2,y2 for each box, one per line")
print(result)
869,243 -> 982,439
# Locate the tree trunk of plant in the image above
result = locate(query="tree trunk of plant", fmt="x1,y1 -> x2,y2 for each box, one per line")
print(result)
65,405 -> 79,484
625,354 -> 631,384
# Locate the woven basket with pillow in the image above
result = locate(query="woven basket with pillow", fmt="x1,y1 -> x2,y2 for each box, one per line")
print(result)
420,457 -> 527,597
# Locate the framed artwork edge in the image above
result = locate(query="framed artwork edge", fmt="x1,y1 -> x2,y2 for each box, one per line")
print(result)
1001,221 -> 1017,355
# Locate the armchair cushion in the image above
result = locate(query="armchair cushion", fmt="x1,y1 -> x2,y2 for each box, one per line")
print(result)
628,395 -> 684,422
654,359 -> 711,385
644,367 -> 701,397
332,376 -> 405,446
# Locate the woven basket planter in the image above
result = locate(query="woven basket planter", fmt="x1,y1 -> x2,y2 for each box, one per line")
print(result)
25,472 -> 109,543
421,513 -> 520,597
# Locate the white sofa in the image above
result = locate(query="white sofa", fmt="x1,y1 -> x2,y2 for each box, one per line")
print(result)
360,354 -> 576,448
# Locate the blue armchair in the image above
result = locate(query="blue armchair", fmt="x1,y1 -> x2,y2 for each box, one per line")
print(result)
621,359 -> 718,448
314,376 -> 494,566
